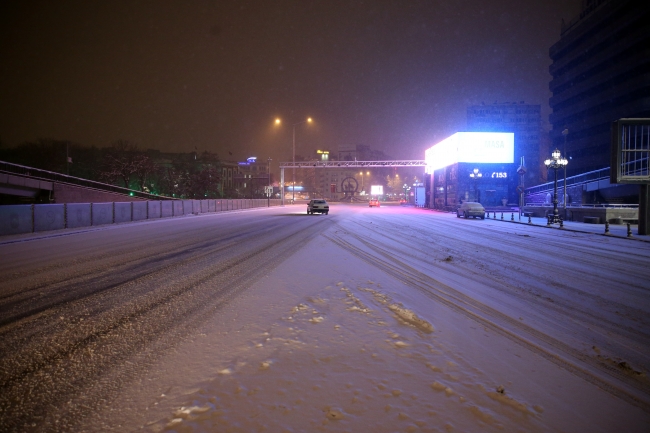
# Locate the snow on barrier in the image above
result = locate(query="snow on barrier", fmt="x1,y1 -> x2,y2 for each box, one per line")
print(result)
34,204 -> 65,232
92,203 -> 113,226
0,198 -> 282,236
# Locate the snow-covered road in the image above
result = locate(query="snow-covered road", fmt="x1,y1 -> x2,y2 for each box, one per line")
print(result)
1,204 -> 649,432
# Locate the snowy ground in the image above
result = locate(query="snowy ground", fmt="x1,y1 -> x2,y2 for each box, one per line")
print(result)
1,204 -> 649,432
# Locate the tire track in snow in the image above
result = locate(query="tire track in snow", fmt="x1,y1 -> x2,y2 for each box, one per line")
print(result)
325,232 -> 650,414
0,216 -> 334,433
349,219 -> 650,348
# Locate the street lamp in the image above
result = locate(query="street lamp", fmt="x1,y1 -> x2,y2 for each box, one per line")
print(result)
469,168 -> 482,202
359,171 -> 369,193
403,183 -> 409,203
562,128 -> 569,212
292,118 -> 312,202
544,149 -> 569,225
267,157 -> 272,207
274,117 -> 312,203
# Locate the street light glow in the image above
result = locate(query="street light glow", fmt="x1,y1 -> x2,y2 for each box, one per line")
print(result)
273,116 -> 315,203
544,149 -> 569,226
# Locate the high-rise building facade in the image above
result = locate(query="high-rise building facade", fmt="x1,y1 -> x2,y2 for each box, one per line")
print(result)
548,0 -> 650,176
467,102 -> 542,187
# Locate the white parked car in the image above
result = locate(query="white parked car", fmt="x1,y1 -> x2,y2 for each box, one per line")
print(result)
307,199 -> 329,215
456,201 -> 485,219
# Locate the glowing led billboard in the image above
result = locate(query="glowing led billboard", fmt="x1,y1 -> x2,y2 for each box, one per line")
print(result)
370,185 -> 384,196
425,132 -> 514,173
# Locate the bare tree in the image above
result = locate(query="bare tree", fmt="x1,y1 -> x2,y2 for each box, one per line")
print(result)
132,153 -> 157,192
99,140 -> 157,191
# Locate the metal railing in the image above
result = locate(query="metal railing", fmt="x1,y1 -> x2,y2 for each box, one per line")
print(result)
524,166 -> 610,197
612,119 -> 650,183
0,160 -> 169,200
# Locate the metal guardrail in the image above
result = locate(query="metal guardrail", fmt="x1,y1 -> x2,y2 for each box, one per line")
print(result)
578,204 -> 638,208
524,166 -> 610,197
526,156 -> 649,199
0,160 -> 170,200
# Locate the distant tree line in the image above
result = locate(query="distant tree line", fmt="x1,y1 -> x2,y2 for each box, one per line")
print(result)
0,139 -> 225,199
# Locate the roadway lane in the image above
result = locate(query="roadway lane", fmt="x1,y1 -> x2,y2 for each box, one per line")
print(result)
0,205 -> 335,432
1,203 -> 649,432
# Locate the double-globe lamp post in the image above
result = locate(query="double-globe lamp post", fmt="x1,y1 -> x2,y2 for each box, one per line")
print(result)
267,157 -> 272,207
275,117 -> 312,203
544,149 -> 569,225
469,168 -> 482,202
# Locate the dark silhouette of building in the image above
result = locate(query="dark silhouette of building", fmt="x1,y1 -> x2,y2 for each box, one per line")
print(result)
548,0 -> 650,177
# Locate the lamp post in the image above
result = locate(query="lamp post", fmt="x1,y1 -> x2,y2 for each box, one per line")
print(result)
562,128 -> 569,214
267,157 -> 272,207
469,168 -> 482,202
403,183 -> 409,203
292,118 -> 312,202
359,171 -> 369,194
544,149 -> 569,225
274,117 -> 312,203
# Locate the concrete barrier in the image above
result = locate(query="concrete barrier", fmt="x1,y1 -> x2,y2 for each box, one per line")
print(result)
92,203 -> 113,226
34,204 -> 65,232
173,200 -> 184,216
66,203 -> 92,229
183,200 -> 193,215
0,205 -> 33,235
148,201 -> 161,219
1,196 -> 275,237
132,201 -> 147,221
114,202 -> 132,223
161,201 -> 173,218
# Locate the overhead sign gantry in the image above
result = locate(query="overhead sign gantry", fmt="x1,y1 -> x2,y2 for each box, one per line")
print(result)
278,160 -> 426,205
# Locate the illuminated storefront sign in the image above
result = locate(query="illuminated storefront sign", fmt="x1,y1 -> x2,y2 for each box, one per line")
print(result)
424,132 -> 514,173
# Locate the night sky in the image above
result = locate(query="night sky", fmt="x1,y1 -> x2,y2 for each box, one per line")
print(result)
0,0 -> 580,171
